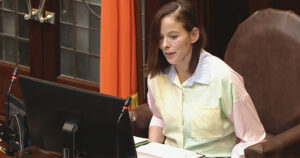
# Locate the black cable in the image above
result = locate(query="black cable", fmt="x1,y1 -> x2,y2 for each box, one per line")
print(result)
14,114 -> 24,151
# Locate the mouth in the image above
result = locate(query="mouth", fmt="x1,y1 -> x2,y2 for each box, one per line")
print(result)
164,52 -> 175,57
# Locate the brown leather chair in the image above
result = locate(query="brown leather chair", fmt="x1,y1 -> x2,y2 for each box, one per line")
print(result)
129,103 -> 152,138
224,8 -> 300,158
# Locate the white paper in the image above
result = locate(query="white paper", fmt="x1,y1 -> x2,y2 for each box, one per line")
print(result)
134,136 -> 149,144
136,142 -> 204,158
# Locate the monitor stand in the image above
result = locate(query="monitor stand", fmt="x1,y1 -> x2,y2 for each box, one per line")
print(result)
62,121 -> 78,158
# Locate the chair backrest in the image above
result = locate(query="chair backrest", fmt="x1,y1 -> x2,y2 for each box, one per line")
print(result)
224,8 -> 300,135
129,103 -> 152,138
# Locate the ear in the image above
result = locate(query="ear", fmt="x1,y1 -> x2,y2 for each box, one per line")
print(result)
190,27 -> 200,44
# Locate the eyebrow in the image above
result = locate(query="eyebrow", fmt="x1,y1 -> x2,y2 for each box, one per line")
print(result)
167,31 -> 179,35
160,31 -> 179,36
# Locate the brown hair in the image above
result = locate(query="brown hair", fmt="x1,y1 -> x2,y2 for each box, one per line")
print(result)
147,0 -> 207,78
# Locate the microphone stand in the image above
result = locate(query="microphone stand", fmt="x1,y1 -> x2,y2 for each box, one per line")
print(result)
116,97 -> 131,158
5,67 -> 18,155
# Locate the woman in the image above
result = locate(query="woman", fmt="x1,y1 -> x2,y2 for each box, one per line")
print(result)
146,1 -> 266,157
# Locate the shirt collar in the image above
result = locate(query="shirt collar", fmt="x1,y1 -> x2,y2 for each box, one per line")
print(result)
165,49 -> 211,86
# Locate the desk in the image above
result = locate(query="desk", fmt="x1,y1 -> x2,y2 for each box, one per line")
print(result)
0,149 -> 13,158
0,142 -> 13,158
17,147 -> 61,158
0,146 -> 63,158
0,143 -> 203,158
0,146 -> 57,158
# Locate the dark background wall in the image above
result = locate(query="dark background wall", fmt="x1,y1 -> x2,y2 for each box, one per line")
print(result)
134,0 -> 300,103
145,0 -> 300,59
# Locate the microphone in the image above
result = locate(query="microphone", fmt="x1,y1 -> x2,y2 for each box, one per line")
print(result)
8,67 -> 18,93
121,97 -> 132,114
11,67 -> 18,81
5,67 -> 18,155
116,97 -> 131,158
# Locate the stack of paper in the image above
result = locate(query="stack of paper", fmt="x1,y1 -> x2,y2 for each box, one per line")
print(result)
133,136 -> 149,147
134,137 -> 205,158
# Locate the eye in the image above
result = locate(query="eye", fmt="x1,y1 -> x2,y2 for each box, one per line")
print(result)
159,36 -> 164,41
170,35 -> 178,40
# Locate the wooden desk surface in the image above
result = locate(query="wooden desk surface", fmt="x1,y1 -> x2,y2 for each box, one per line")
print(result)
0,142 -> 13,158
17,146 -> 61,158
0,145 -> 60,158
0,149 -> 13,158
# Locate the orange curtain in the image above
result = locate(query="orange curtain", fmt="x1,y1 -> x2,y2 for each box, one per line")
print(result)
100,0 -> 138,108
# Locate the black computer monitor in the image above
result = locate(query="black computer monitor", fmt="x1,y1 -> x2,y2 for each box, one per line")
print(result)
18,75 -> 137,158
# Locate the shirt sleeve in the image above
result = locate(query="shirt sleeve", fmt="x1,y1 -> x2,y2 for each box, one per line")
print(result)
227,70 -> 266,158
147,84 -> 164,128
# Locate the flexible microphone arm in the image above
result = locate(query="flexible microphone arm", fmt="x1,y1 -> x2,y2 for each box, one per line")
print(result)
6,67 -> 18,155
116,97 -> 131,158
118,97 -> 132,121
8,67 -> 18,93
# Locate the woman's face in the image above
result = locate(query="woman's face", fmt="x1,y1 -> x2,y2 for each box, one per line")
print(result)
159,15 -> 195,68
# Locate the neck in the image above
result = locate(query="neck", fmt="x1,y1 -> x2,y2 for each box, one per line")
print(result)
174,46 -> 193,83
175,65 -> 191,83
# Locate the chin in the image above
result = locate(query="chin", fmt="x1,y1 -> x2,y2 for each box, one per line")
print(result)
166,60 -> 175,65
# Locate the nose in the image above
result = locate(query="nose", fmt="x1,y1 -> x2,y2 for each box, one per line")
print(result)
161,38 -> 170,51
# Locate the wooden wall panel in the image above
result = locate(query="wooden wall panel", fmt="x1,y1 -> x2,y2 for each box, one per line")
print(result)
271,0 -> 300,15
204,0 -> 249,59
